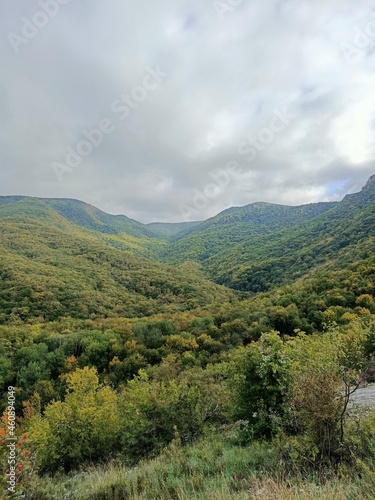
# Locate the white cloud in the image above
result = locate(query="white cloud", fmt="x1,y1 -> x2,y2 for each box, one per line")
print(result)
0,0 -> 374,222
330,76 -> 375,164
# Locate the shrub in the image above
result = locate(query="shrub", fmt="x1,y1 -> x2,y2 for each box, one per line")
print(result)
290,370 -> 343,463
117,367 -> 228,462
230,331 -> 291,439
28,367 -> 120,472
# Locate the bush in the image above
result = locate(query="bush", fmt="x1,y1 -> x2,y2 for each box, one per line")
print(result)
117,367 -> 228,462
28,367 -> 120,472
290,370 -> 343,463
230,331 -> 291,439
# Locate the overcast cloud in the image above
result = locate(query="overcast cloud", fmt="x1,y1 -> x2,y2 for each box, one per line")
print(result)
0,0 -> 375,222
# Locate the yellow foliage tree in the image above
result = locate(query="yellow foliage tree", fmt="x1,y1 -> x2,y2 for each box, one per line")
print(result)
28,367 -> 120,472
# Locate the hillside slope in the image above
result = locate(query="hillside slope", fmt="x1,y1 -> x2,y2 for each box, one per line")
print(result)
0,199 -> 235,324
160,201 -> 336,264
0,196 -> 166,258
1,176 -> 374,321
204,176 -> 375,291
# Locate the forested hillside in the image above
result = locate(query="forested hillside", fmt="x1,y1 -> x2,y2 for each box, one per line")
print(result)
202,175 -> 375,292
0,198 -> 235,324
0,178 -> 374,322
0,178 -> 375,499
160,201 -> 336,263
0,197 -> 158,239
0,197 -> 165,258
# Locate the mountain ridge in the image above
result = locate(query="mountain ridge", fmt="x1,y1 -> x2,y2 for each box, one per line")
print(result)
201,175 -> 375,291
0,174 -> 374,321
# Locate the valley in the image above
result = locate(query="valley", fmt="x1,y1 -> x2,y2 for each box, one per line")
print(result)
0,177 -> 374,499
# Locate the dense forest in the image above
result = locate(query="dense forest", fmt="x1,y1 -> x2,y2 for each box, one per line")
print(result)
1,177 -> 375,498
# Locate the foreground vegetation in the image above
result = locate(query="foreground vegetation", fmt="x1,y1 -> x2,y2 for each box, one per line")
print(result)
14,435 -> 375,499
1,295 -> 374,497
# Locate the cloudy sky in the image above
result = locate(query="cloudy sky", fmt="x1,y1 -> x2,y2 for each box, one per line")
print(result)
1,0 -> 375,222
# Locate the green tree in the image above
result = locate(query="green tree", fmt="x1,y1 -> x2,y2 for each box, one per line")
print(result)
230,331 -> 291,439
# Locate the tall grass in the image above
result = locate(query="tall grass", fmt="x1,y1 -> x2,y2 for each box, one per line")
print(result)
14,437 -> 375,499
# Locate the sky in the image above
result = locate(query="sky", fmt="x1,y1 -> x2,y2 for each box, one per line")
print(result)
0,0 -> 375,223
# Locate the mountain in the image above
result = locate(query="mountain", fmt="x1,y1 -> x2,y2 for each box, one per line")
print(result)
160,201 -> 337,264
0,197 -> 235,324
42,198 -> 160,239
1,175 -> 374,322
201,176 -> 375,291
0,196 -> 156,237
0,196 -> 165,258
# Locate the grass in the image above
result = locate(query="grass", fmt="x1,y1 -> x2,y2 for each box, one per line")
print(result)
13,437 -> 375,499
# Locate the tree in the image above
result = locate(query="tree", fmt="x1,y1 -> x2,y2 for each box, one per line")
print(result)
230,331 -> 291,439
28,367 -> 120,472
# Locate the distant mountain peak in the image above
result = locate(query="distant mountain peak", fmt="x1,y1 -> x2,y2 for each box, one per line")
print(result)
365,174 -> 375,187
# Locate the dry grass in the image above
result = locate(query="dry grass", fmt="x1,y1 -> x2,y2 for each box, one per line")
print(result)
14,437 -> 375,500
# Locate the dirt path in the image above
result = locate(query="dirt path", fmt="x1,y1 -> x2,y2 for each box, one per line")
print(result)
350,384 -> 375,407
